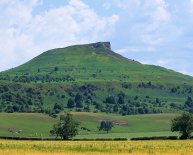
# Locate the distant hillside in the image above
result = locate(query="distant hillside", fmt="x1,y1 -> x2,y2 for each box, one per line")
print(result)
0,42 -> 193,115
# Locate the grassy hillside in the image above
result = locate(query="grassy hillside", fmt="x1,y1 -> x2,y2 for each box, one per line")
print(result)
0,42 -> 193,115
0,112 -> 178,138
2,42 -> 192,84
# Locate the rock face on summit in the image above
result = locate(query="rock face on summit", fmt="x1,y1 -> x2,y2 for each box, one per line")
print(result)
90,42 -> 111,50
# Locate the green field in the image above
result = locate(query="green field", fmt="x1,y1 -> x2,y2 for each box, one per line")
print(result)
0,112 -> 178,139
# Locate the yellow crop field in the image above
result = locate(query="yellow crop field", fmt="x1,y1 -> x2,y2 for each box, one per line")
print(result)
0,140 -> 193,155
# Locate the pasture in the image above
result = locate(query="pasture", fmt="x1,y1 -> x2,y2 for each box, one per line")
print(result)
0,112 -> 178,139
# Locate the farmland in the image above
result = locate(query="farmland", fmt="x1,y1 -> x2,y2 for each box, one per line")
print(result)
0,112 -> 178,139
0,140 -> 193,155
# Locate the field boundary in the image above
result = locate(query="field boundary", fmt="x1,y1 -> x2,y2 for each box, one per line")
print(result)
0,136 -> 182,141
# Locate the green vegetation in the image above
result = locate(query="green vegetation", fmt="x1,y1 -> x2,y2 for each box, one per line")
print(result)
50,113 -> 80,140
171,113 -> 193,139
0,112 -> 178,138
0,113 -> 55,137
98,120 -> 113,133
0,42 -> 192,115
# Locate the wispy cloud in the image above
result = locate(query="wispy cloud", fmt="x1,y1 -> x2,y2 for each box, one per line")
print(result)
0,0 -> 119,71
1,0 -> 193,76
116,46 -> 156,54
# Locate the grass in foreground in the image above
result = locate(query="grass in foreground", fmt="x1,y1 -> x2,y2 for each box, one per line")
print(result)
0,140 -> 193,155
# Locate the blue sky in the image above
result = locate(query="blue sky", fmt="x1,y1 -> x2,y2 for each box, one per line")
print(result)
1,0 -> 193,75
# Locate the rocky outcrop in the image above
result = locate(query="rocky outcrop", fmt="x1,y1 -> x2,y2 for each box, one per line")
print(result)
90,42 -> 111,50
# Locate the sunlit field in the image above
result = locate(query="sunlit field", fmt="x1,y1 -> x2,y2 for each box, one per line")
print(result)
0,140 -> 193,155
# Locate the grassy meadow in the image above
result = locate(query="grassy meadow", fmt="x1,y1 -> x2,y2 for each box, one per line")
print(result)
0,112 -> 178,138
0,140 -> 193,155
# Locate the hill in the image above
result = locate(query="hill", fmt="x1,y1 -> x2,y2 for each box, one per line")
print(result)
2,42 -> 192,83
0,42 -> 193,115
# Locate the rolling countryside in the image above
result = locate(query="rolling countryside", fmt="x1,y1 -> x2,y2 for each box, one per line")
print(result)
0,42 -> 192,139
2,1 -> 193,154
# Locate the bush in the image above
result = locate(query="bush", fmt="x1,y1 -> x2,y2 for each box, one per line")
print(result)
130,136 -> 178,141
113,138 -> 128,141
95,138 -> 113,141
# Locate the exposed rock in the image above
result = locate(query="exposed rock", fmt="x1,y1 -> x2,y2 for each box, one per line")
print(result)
90,42 -> 111,50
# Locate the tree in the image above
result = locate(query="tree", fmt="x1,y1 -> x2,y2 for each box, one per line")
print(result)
53,103 -> 64,111
67,98 -> 75,108
118,92 -> 125,104
50,113 -> 80,140
171,113 -> 193,139
184,97 -> 193,112
113,104 -> 119,113
105,96 -> 116,104
75,93 -> 83,108
98,120 -> 113,133
54,67 -> 59,71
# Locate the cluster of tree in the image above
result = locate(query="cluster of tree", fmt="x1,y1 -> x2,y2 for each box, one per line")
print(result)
94,102 -> 162,116
67,93 -> 84,108
98,120 -> 113,133
170,85 -> 192,94
1,80 -> 193,116
105,92 -> 126,105
92,92 -> 164,115
0,74 -> 75,83
121,82 -> 132,89
15,75 -> 75,83
47,103 -> 64,117
0,83 -> 99,114
66,84 -> 98,112
184,97 -> 193,113
0,85 -> 44,113
138,82 -> 156,89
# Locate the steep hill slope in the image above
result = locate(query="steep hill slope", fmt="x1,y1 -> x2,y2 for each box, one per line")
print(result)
2,42 -> 192,83
0,42 -> 193,115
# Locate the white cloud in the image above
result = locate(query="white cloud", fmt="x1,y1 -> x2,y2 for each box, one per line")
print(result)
151,0 -> 170,22
116,46 -> 156,54
151,6 -> 170,22
140,0 -> 172,46
105,0 -> 172,46
105,0 -> 193,76
0,0 -> 119,71
103,0 -> 141,10
116,47 -> 142,54
156,59 -> 171,66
